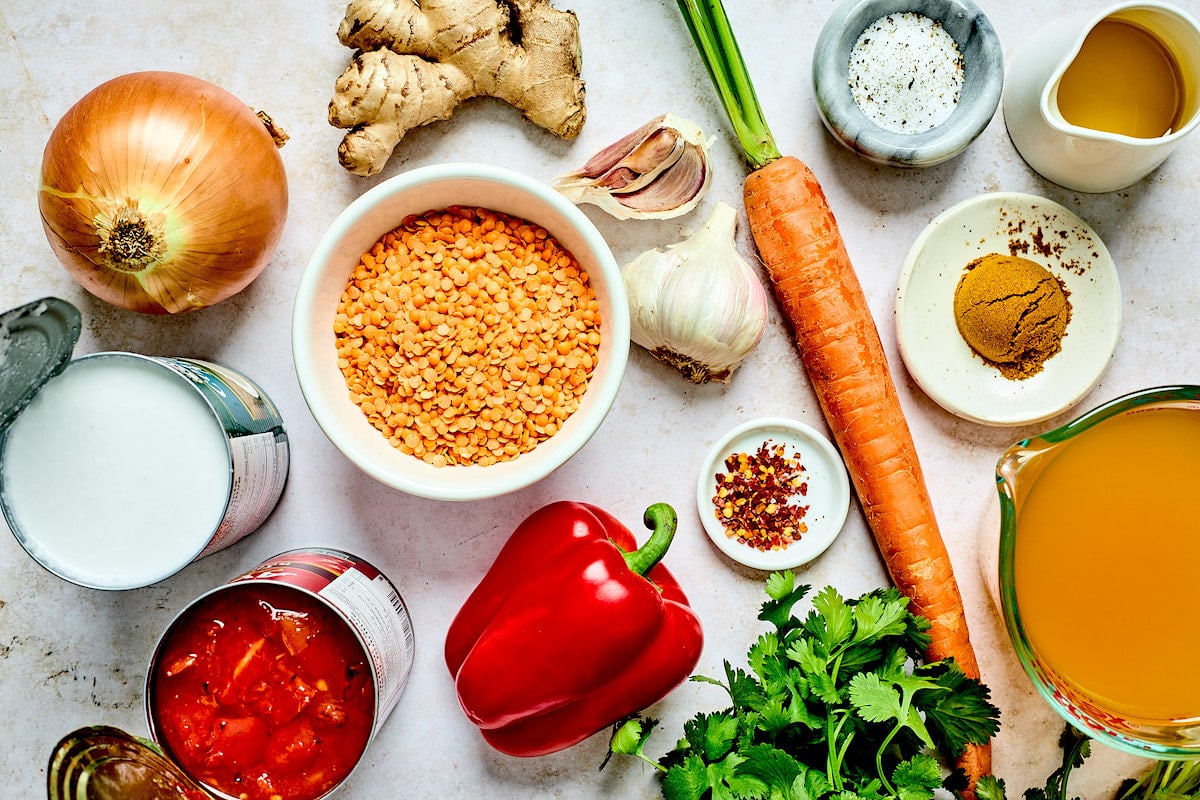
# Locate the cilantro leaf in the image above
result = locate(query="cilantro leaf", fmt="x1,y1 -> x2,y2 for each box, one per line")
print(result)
916,663 -> 1001,756
739,744 -> 835,800
808,586 -> 854,651
893,753 -> 944,800
976,775 -> 1008,800
678,712 -> 740,763
850,591 -> 912,646
664,752 -> 767,800
604,716 -> 660,769
760,571 -> 811,633
847,672 -> 937,751
664,754 -> 714,800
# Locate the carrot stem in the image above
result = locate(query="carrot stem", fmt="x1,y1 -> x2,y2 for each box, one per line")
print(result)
676,0 -> 781,170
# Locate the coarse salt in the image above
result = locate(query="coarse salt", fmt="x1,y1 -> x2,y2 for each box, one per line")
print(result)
848,12 -> 964,134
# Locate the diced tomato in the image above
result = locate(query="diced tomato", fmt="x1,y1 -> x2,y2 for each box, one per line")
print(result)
291,632 -> 346,693
311,695 -> 347,729
263,718 -> 319,771
204,716 -> 267,769
161,699 -> 216,759
151,584 -> 375,800
276,610 -> 315,655
245,665 -> 319,725
215,636 -> 275,706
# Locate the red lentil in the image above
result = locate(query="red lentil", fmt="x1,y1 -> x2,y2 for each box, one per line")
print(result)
334,206 -> 601,467
712,439 -> 810,551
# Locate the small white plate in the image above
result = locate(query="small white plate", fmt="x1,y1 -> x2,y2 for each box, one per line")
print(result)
696,417 -> 851,571
896,192 -> 1122,426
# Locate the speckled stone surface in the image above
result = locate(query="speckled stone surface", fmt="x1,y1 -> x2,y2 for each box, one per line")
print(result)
813,0 -> 1004,166
2,1 -> 1200,798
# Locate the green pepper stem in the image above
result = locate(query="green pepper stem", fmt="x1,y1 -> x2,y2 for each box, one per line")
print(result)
623,503 -> 678,576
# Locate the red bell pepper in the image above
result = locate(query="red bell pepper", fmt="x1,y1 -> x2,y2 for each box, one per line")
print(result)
444,501 -> 704,756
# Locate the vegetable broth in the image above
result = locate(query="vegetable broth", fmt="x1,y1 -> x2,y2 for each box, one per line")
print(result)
1013,407 -> 1200,722
1056,18 -> 1184,138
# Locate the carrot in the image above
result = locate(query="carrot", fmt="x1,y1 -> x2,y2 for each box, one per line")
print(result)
677,0 -> 990,792
742,156 -> 979,675
745,156 -> 991,789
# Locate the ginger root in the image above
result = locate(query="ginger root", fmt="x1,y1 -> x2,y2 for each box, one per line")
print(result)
328,0 -> 587,176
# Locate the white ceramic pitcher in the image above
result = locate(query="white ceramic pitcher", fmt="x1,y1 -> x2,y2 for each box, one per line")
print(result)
1003,1 -> 1200,193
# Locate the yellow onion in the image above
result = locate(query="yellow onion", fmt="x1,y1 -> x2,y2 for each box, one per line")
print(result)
38,71 -> 289,314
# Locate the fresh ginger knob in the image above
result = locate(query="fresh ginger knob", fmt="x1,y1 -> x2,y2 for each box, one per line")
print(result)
328,0 -> 587,176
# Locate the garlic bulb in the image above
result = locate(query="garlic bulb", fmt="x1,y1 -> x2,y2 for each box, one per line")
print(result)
552,113 -> 714,220
622,202 -> 769,383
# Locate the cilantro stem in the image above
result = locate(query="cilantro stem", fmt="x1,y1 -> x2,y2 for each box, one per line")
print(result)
827,712 -> 854,791
875,724 -> 903,796
1120,757 -> 1200,798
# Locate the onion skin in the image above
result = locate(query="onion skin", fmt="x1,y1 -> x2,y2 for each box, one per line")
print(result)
38,71 -> 289,314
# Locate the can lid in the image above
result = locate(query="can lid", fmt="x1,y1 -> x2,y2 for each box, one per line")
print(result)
0,297 -> 81,431
48,726 -> 212,800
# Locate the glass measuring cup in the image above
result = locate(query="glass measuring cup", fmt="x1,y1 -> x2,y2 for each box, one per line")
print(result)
995,385 -> 1200,757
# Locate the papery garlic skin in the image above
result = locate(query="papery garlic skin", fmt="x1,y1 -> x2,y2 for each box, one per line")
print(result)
622,202 -> 769,383
552,113 -> 714,220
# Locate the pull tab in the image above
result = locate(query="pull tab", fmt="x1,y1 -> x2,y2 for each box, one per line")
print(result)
0,297 -> 81,432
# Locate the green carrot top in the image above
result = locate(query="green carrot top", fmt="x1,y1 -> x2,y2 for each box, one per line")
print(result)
676,0 -> 782,171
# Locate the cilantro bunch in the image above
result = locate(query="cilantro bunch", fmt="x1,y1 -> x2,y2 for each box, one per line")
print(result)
608,572 -> 1001,800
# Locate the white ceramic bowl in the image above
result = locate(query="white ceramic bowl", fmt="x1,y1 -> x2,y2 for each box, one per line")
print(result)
292,163 -> 630,500
696,417 -> 851,571
813,0 -> 1004,167
895,192 -> 1121,426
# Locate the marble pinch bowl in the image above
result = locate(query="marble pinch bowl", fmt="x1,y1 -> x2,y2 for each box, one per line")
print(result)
812,0 -> 1004,168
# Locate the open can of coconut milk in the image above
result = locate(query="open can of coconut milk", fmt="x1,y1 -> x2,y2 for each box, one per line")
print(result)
46,548 -> 416,800
0,297 -> 290,590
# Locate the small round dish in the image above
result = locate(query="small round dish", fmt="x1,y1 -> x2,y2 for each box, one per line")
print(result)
896,192 -> 1122,426
812,0 -> 1004,168
696,417 -> 851,571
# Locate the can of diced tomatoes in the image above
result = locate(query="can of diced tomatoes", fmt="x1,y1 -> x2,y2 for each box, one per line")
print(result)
144,548 -> 416,800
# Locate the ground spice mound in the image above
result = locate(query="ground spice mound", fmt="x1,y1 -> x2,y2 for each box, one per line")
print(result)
953,253 -> 1071,380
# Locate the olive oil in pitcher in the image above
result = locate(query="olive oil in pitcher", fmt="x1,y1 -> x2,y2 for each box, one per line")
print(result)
1056,18 -> 1185,138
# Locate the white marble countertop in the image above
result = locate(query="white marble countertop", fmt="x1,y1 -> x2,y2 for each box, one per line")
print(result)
2,1 -> 1197,797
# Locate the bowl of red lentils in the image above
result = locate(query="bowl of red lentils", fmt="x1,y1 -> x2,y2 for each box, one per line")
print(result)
292,162 -> 630,500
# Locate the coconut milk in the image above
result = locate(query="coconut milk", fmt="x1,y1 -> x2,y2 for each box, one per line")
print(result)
0,353 -> 289,590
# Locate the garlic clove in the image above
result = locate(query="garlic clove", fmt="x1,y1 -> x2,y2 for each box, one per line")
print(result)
570,116 -> 666,180
553,113 -> 714,220
610,142 -> 709,215
622,201 -> 769,383
594,128 -> 685,192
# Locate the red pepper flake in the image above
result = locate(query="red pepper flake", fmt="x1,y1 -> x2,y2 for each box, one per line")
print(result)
712,439 -> 809,552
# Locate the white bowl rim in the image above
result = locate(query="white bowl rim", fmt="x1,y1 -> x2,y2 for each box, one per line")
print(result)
291,162 -> 630,500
